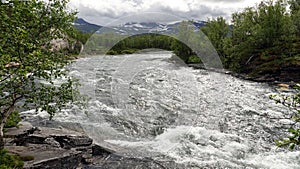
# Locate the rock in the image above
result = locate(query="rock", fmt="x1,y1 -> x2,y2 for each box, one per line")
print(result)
5,123 -> 96,169
92,144 -> 115,156
4,121 -> 188,169
4,122 -> 37,146
44,137 -> 61,148
85,154 -> 184,169
49,39 -> 69,52
6,144 -> 83,169
277,83 -> 289,88
4,122 -> 34,138
25,127 -> 93,148
20,115 -> 85,133
188,63 -> 205,69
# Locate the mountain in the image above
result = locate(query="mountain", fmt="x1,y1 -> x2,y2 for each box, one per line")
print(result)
73,18 -> 207,35
73,18 -> 102,33
99,20 -> 207,35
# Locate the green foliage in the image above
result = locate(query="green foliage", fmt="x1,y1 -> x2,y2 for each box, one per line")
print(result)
201,17 -> 229,66
4,111 -> 21,128
0,149 -> 24,169
172,21 -> 195,63
105,33 -> 197,63
0,0 -> 83,145
221,0 -> 296,71
67,28 -> 91,55
270,85 -> 300,150
289,0 -> 300,36
69,28 -> 92,45
188,55 -> 201,63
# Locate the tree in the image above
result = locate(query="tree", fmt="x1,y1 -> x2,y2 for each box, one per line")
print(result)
172,21 -> 194,63
201,17 -> 229,66
0,0 -> 79,148
226,0 -> 295,71
255,0 -> 295,48
289,0 -> 300,36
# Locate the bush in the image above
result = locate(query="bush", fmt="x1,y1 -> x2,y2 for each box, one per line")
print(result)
121,49 -> 137,54
270,85 -> 300,150
4,111 -> 21,128
0,149 -> 24,169
106,50 -> 118,55
188,55 -> 202,63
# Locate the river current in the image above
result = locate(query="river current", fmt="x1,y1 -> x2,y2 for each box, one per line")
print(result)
53,51 -> 299,168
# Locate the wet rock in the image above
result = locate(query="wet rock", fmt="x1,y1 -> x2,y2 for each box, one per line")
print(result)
5,121 -> 184,169
7,145 -> 83,169
85,154 -> 184,169
44,137 -> 61,148
20,115 -> 85,133
4,122 -> 35,138
92,144 -> 115,156
25,127 -> 93,148
4,123 -> 96,169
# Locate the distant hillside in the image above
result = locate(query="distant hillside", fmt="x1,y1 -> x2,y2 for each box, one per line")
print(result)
73,18 -> 102,33
73,18 -> 207,35
96,20 -> 207,35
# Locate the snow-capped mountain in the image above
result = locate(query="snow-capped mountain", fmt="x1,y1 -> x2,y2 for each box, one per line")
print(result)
74,18 -> 207,35
73,18 -> 102,33
97,20 -> 207,35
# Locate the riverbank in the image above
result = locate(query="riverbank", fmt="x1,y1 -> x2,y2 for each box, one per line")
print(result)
4,119 -> 183,169
104,48 -> 300,84
188,63 -> 300,86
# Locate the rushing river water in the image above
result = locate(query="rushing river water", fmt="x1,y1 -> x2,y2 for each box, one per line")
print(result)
54,51 -> 299,168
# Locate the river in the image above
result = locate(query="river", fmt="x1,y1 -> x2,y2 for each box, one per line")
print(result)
54,51 -> 299,168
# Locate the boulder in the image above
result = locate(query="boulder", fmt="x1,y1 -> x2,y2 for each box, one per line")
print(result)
4,123 -> 95,169
7,145 -> 83,169
5,121 -> 185,169
24,127 -> 93,149
92,144 -> 115,156
4,122 -> 34,138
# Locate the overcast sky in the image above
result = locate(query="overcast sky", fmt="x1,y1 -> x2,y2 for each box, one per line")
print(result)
69,0 -> 263,26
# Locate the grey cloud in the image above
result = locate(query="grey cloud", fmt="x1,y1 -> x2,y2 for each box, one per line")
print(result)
70,0 -> 258,25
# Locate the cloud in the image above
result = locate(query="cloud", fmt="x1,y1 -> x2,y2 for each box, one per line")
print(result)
69,0 -> 262,25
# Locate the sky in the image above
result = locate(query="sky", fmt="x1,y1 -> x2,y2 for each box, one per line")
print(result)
68,0 -> 263,26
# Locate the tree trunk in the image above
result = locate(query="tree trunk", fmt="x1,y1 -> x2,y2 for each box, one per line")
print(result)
0,105 -> 15,149
0,135 -> 3,149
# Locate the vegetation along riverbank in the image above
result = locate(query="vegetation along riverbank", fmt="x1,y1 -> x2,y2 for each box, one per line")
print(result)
1,0 -> 300,168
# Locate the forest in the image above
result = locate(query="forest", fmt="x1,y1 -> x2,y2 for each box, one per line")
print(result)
76,0 -> 300,82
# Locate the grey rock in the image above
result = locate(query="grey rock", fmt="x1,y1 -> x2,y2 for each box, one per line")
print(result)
6,144 -> 83,169
25,127 -> 93,149
92,144 -> 115,156
44,137 -> 61,148
84,154 -> 184,169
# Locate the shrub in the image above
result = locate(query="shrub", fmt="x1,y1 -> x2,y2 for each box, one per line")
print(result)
0,149 -> 24,169
4,111 -> 21,128
270,85 -> 300,150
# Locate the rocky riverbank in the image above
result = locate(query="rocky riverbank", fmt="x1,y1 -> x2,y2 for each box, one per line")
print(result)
188,63 -> 300,84
4,120 -> 182,169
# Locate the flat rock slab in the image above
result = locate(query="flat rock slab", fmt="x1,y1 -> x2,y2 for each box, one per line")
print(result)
4,122 -> 34,138
33,127 -> 86,137
84,154 -> 184,169
6,144 -> 82,169
8,127 -> 93,149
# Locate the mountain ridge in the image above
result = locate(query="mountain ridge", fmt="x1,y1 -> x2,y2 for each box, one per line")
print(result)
74,18 -> 206,35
